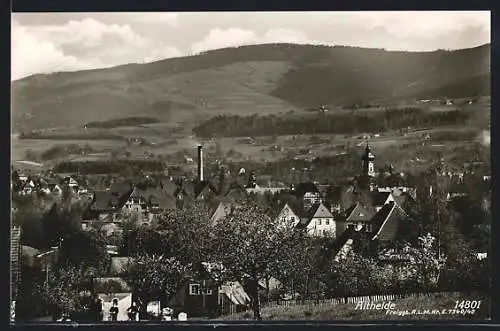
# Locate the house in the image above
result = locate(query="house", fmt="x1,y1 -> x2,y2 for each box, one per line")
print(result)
342,202 -> 377,232
20,180 -> 35,195
93,277 -> 132,321
371,202 -> 409,241
299,203 -> 337,237
292,182 -> 322,209
174,179 -> 218,205
273,203 -> 300,228
48,179 -> 63,195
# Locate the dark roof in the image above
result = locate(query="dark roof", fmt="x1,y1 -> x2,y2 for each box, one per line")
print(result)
344,203 -> 377,222
195,180 -> 218,198
91,191 -> 127,212
371,202 -> 408,241
141,187 -> 176,210
370,192 -> 391,206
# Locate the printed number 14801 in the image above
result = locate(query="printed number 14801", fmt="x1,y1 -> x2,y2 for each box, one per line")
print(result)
454,300 -> 481,309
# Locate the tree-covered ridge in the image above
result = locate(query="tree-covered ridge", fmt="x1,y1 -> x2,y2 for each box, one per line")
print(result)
193,108 -> 471,138
84,117 -> 160,129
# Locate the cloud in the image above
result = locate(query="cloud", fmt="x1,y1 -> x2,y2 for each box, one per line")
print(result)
190,27 -> 308,54
11,20 -> 103,80
34,18 -> 149,48
11,17 -> 182,80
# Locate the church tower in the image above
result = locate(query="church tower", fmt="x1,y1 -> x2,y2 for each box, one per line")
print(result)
362,143 -> 376,178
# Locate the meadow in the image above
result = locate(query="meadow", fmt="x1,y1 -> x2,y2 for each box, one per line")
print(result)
220,292 -> 490,321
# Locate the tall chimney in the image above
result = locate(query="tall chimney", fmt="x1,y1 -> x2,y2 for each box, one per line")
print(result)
197,145 -> 204,182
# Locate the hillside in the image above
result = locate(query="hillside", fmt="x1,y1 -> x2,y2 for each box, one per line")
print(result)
11,43 -> 490,133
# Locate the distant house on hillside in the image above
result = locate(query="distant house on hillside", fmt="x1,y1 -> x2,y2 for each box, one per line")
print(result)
273,203 -> 300,228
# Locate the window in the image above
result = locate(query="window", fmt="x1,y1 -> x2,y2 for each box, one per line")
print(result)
325,219 -> 329,225
189,284 -> 200,295
317,219 -> 321,225
202,288 -> 213,295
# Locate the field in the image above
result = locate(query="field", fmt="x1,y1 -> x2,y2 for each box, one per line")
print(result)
11,97 -> 489,177
220,292 -> 490,321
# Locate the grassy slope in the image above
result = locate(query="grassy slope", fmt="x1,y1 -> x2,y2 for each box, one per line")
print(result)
12,43 -> 490,132
220,292 -> 490,321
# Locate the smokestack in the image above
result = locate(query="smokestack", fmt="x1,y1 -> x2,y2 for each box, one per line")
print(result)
197,145 -> 204,182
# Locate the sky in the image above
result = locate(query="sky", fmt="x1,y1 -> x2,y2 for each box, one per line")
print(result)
11,11 -> 491,81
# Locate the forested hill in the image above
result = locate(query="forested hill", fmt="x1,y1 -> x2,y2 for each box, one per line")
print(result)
12,43 -> 490,132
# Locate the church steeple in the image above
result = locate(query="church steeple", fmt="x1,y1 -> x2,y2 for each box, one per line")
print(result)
362,143 -> 376,178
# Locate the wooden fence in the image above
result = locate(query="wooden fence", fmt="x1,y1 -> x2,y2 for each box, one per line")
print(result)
262,291 -> 462,308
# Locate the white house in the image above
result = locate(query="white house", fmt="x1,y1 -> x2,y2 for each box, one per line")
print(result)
274,203 -> 300,227
302,203 -> 336,237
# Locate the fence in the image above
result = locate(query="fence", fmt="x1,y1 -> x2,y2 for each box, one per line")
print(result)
262,291 -> 462,308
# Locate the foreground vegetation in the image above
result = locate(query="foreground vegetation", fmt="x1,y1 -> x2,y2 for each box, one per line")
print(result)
222,292 -> 490,321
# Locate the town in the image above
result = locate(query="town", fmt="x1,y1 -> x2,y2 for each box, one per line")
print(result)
11,141 -> 491,322
10,10 -> 491,323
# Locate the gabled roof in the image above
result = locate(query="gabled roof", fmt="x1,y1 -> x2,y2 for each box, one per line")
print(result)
370,191 -> 391,206
144,188 -> 177,210
344,203 -> 376,223
308,203 -> 334,219
372,202 -> 408,241
92,191 -> 125,212
271,203 -> 300,223
128,186 -> 143,199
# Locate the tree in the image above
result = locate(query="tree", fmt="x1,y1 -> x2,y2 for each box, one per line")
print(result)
156,202 -> 214,266
126,254 -> 190,316
208,203 -> 303,320
322,250 -> 377,298
271,236 -> 325,302
398,233 -> 446,292
34,265 -> 90,319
